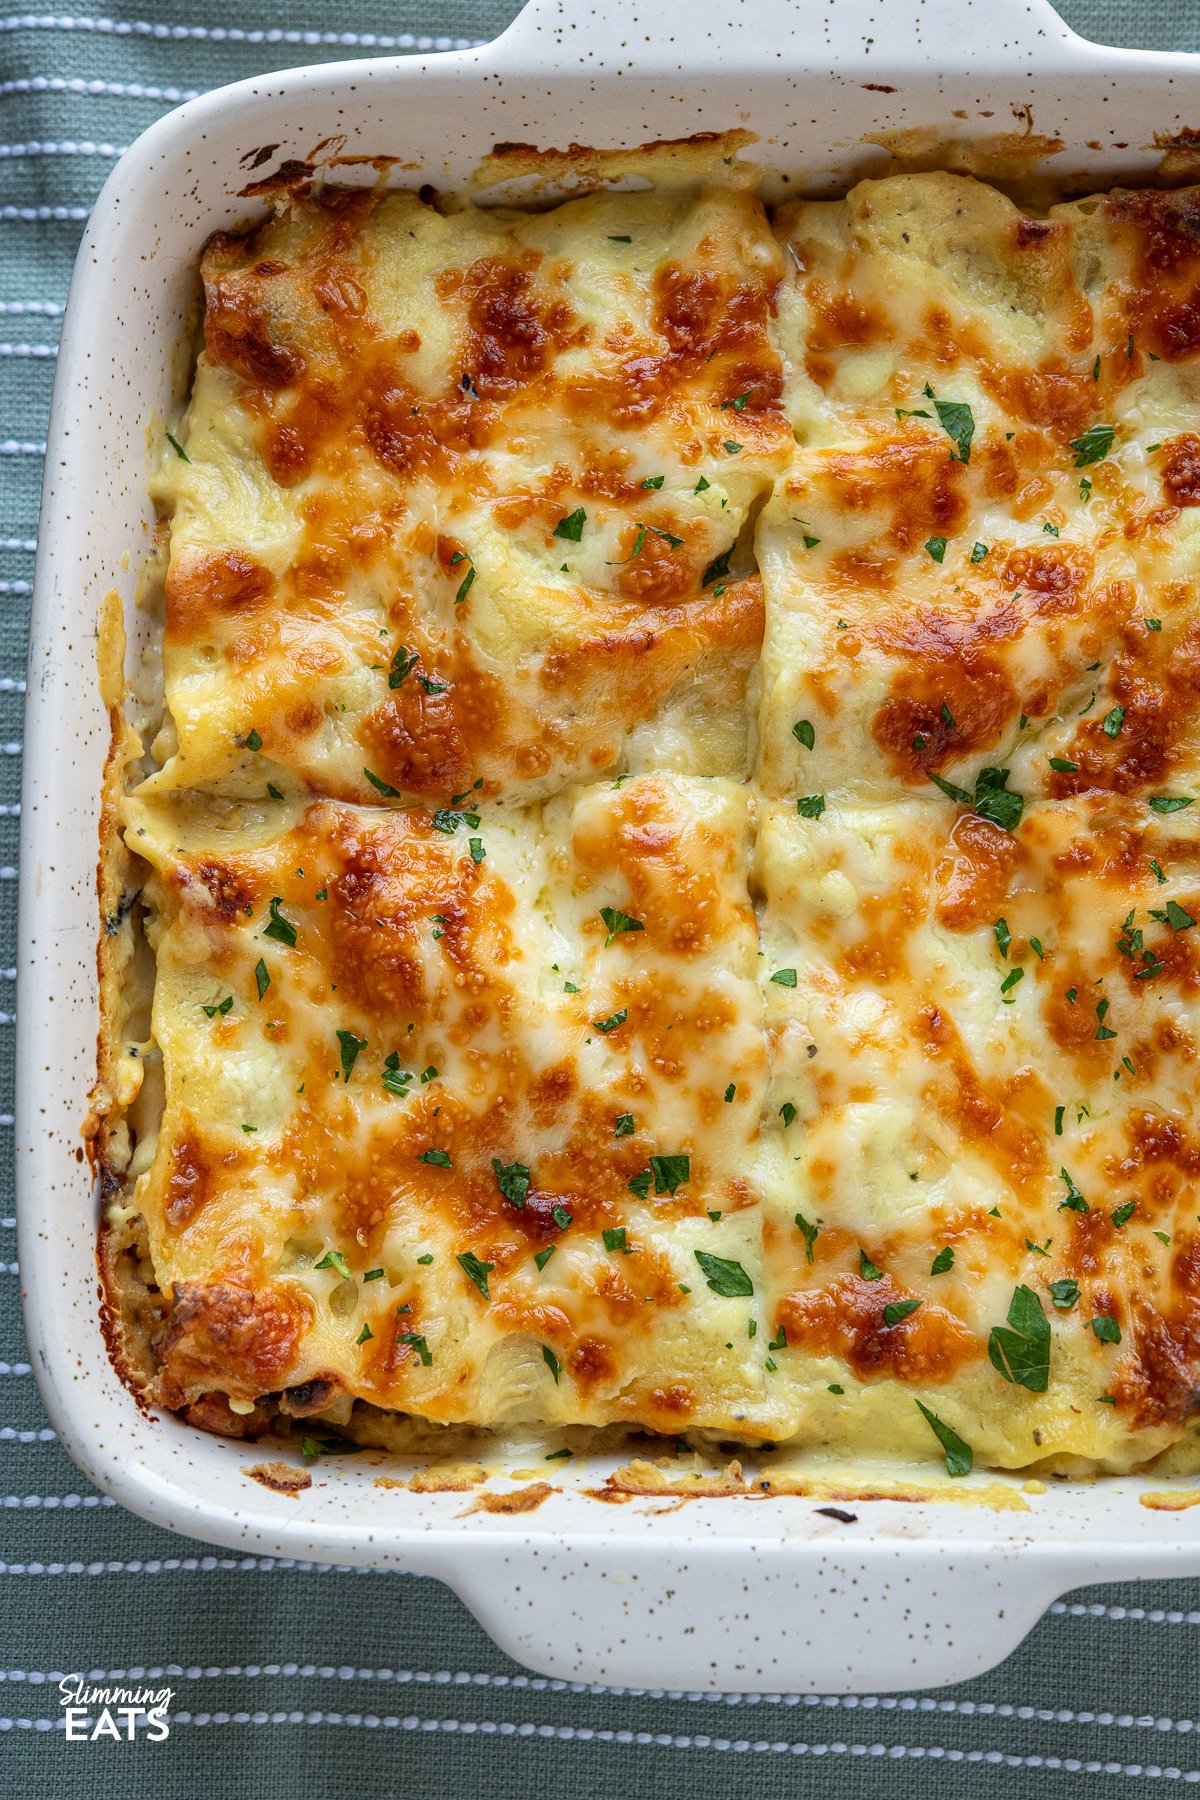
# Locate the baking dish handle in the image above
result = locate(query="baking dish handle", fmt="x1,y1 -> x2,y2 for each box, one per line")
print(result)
434,1527 -> 1075,1695
490,0 -> 1095,74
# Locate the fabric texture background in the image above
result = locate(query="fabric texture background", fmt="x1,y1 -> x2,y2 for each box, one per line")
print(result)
2,2 -> 1199,1794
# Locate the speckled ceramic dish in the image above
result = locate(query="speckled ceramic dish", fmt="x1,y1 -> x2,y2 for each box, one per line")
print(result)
19,0 -> 1200,1695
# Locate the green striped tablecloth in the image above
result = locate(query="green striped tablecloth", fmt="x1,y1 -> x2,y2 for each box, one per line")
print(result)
3,3 -> 1200,1794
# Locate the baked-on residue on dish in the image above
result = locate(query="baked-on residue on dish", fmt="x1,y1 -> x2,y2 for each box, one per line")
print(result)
91,160 -> 1200,1477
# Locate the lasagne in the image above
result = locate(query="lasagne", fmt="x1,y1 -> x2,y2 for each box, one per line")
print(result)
93,152 -> 1200,1477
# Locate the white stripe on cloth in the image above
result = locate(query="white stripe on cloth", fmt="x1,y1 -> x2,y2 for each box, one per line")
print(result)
0,1663 -> 1196,1736
0,1712 -> 1197,1775
0,16 -> 488,50
0,76 -> 197,100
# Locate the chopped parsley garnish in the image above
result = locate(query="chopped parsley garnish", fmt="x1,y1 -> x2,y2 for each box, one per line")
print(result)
627,1170 -> 652,1198
542,1344 -> 562,1383
859,1251 -> 883,1281
431,808 -> 480,834
600,905 -> 644,944
999,967 -> 1024,1000
1102,706 -> 1125,738
987,1284 -> 1051,1392
166,430 -> 189,461
419,1148 -> 452,1169
468,836 -> 485,864
1111,1201 -> 1136,1228
925,536 -> 947,564
720,391 -> 751,412
381,1055 -> 412,1097
795,1212 -> 819,1263
603,1227 -> 629,1254
722,440 -> 741,454
928,764 -> 1024,832
202,995 -> 234,1019
724,1083 -> 736,1103
336,1030 -> 367,1083
1090,1314 -> 1121,1344
389,645 -> 420,689
314,1249 -> 351,1281
1150,795 -> 1194,813
1058,1168 -> 1088,1212
931,1246 -> 954,1275
694,476 -> 711,493
363,1268 -> 385,1282
456,1251 -> 494,1298
993,918 -> 1011,959
1049,1278 -> 1080,1310
356,1323 -> 374,1345
614,1113 -> 635,1137
266,783 -> 284,801
593,1009 -> 627,1033
796,794 -> 826,819
641,475 -> 665,489
882,1299 -> 922,1326
793,719 -> 816,751
1031,937 -> 1045,960
364,767 -> 402,797
701,545 -> 734,588
780,1101 -> 797,1128
923,392 -> 975,463
1049,756 -> 1078,773
915,1401 -> 973,1477
416,1253 -> 433,1265
650,1154 -> 690,1196
1043,520 -> 1060,536
398,1331 -> 432,1366
1095,998 -> 1116,1041
263,896 -> 297,946
1152,900 -> 1196,931
552,1205 -> 573,1231
1069,424 -> 1115,466
454,561 -> 476,605
1146,618 -> 1162,632
1154,1230 -> 1172,1247
971,541 -> 989,563
245,727 -> 262,752
770,968 -> 797,987
609,233 -> 632,243
694,1250 -> 753,1297
534,1246 -> 556,1271
554,508 -> 587,542
1054,1105 -> 1065,1136
254,958 -> 270,1000
493,1157 -> 531,1208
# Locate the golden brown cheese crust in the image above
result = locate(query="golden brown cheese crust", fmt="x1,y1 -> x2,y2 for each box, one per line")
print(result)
98,169 -> 1200,1473
152,183 -> 790,806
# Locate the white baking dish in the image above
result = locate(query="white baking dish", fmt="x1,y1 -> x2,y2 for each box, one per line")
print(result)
19,0 -> 1200,1696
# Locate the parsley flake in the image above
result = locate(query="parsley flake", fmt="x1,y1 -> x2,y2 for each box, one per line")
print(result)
336,1030 -> 366,1083
1069,424 -> 1115,466
988,1284 -> 1050,1391
600,905 -> 644,945
694,1250 -> 753,1297
493,1157 -> 531,1208
915,1400 -> 973,1476
457,1251 -> 494,1298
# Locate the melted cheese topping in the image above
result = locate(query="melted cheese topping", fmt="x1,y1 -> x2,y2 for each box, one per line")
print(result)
104,169 -> 1200,1470
152,184 -> 790,806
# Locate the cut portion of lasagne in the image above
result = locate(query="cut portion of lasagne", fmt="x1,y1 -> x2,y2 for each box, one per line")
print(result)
97,161 -> 1200,1475
149,183 -> 791,807
117,774 -> 772,1436
756,791 -> 1200,1470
